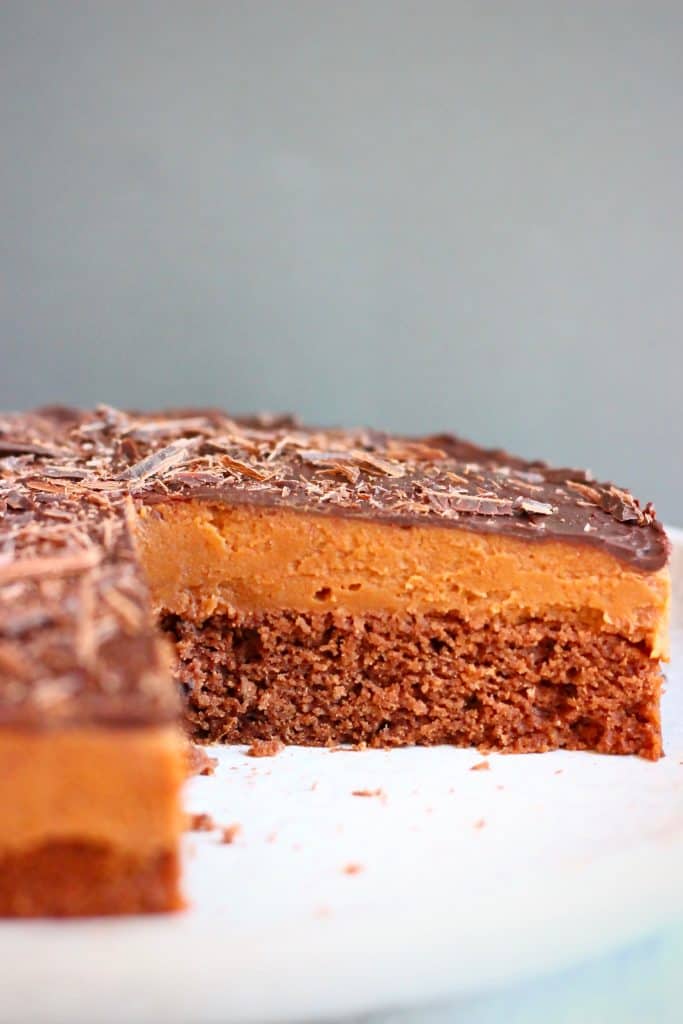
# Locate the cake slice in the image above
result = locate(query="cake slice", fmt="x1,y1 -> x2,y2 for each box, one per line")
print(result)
0,409 -> 184,916
0,406 -> 672,917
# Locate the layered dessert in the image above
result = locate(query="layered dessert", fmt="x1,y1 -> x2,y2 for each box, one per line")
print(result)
0,409 -> 184,916
0,406 -> 671,915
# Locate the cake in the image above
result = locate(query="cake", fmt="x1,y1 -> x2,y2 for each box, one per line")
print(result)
0,405 -> 671,916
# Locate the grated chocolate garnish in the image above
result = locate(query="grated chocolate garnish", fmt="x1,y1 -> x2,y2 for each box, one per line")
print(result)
0,408 -> 178,727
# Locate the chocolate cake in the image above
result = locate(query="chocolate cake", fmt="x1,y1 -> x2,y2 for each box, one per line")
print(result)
0,405 -> 671,916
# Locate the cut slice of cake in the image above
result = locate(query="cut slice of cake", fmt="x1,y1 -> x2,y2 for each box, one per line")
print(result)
0,408 -> 184,916
0,406 -> 671,915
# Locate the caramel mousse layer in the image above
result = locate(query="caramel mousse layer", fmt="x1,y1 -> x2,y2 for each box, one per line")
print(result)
134,501 -> 670,658
0,726 -> 184,853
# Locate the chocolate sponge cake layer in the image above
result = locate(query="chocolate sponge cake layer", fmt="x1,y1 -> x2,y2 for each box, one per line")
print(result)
0,842 -> 181,918
167,610 -> 662,759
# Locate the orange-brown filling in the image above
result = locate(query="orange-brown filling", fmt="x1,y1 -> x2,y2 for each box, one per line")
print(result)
134,501 -> 670,658
0,726 -> 184,853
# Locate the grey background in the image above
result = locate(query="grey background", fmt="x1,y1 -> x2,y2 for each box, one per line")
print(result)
1,2 -> 681,520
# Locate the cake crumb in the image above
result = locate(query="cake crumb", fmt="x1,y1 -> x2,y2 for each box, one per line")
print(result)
474,818 -> 486,830
266,831 -> 277,843
342,862 -> 363,875
554,769 -> 564,775
185,812 -> 215,832
246,738 -> 285,758
310,781 -> 318,791
187,744 -> 218,777
219,823 -> 243,844
351,787 -> 384,798
470,760 -> 490,772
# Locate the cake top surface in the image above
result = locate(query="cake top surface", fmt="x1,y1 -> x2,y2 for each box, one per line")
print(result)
0,405 -> 670,723
1,404 -> 669,563
0,408 -> 179,727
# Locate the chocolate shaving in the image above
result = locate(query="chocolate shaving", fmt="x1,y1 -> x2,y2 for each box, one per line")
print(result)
298,450 -> 354,466
217,455 -> 270,481
513,497 -> 555,516
387,441 -> 447,462
0,440 -> 63,458
540,467 -> 594,484
124,417 -> 214,440
168,471 -> 225,486
103,588 -> 144,630
118,438 -> 202,484
0,547 -> 101,584
22,478 -> 69,495
117,437 -> 142,466
320,463 -> 361,485
447,495 -> 515,516
353,452 -> 405,478
568,481 -> 644,525
601,487 -> 643,524
566,481 -> 603,505
40,466 -> 90,481
4,491 -> 32,511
